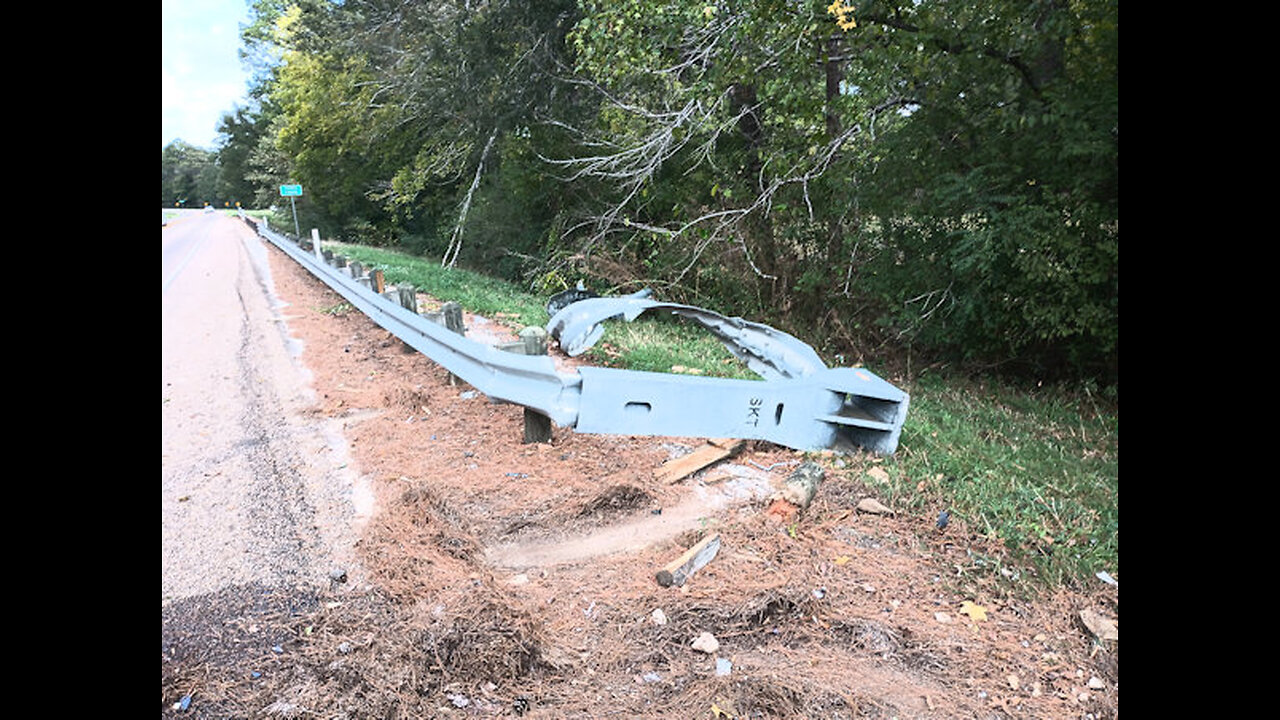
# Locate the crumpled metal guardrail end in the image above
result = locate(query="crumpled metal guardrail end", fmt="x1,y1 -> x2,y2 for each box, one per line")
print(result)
547,293 -> 910,455
572,364 -> 909,455
546,295 -> 827,381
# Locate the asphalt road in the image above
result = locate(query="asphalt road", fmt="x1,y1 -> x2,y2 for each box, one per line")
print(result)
161,211 -> 365,606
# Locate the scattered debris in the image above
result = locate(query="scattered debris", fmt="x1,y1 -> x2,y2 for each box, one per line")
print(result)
651,608 -> 668,625
936,509 -> 951,529
262,700 -> 301,717
692,632 -> 720,654
1079,608 -> 1118,641
959,601 -> 988,622
654,439 -> 744,484
715,657 -> 732,676
710,699 -> 738,718
655,532 -> 722,587
777,461 -> 825,510
1096,570 -> 1118,586
160,220 -> 1118,720
764,462 -> 826,523
856,497 -> 894,515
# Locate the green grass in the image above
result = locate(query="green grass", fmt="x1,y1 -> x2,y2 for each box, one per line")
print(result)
579,314 -> 761,380
330,242 -> 758,379
862,371 -> 1118,590
330,243 -> 550,328
320,241 -> 1118,590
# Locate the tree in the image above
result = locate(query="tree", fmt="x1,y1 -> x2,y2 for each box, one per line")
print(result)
233,0 -> 1118,381
215,105 -> 271,207
162,140 -> 220,207
850,0 -> 1118,378
553,0 -> 1117,378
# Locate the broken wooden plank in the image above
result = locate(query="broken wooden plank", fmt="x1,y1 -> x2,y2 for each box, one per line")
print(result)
654,439 -> 744,484
655,532 -> 721,587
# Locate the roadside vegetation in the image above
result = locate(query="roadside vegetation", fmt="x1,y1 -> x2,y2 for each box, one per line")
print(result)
325,239 -> 1117,594
167,0 -> 1117,388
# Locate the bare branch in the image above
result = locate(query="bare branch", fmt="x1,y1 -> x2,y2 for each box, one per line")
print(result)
442,128 -> 497,269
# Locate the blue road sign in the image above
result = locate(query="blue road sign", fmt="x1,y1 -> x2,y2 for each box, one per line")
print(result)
279,184 -> 303,197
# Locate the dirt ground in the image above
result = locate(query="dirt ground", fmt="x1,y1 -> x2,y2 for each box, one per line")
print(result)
161,238 -> 1118,719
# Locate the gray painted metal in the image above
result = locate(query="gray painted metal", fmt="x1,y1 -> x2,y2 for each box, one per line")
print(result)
547,296 -> 827,381
247,216 -> 909,454
574,365 -> 908,455
252,219 -> 583,426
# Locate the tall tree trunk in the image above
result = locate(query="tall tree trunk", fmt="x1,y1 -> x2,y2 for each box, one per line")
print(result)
730,82 -> 778,304
822,34 -> 848,290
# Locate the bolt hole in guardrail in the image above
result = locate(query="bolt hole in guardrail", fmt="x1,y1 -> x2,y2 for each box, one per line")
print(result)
625,402 -> 652,416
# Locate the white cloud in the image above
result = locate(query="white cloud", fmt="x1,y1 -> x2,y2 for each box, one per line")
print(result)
162,0 -> 253,149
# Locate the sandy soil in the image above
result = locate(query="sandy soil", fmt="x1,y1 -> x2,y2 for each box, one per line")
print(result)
161,225 -> 1119,719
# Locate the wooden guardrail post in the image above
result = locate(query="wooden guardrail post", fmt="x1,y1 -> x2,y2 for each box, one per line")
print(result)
395,286 -> 418,353
441,302 -> 464,335
396,285 -> 417,312
440,302 -> 465,386
518,326 -> 553,443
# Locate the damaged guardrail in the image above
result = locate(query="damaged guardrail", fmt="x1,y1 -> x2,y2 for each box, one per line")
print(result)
245,214 -> 909,455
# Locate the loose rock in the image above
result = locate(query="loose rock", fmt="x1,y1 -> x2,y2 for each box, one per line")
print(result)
857,498 -> 894,515
691,632 -> 720,654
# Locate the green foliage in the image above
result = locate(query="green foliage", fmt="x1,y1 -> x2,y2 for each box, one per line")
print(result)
225,0 -> 1116,383
851,0 -> 1118,379
161,141 -> 220,207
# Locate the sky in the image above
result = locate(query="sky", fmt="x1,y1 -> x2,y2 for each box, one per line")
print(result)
162,0 -> 255,150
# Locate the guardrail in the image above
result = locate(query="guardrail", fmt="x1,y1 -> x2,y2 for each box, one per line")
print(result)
241,212 -> 909,455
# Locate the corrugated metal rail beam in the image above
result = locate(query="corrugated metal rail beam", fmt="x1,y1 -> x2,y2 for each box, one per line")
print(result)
245,215 -> 909,455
